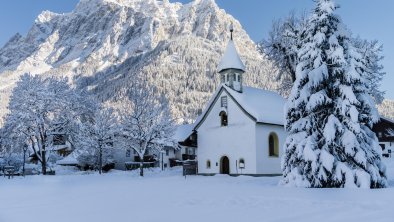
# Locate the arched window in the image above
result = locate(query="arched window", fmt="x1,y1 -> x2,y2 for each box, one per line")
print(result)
269,133 -> 279,157
219,111 -> 228,127
206,160 -> 211,169
239,158 -> 245,169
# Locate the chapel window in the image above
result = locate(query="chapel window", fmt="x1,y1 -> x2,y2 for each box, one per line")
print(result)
221,96 -> 228,108
220,111 -> 228,127
239,158 -> 245,169
269,133 -> 279,157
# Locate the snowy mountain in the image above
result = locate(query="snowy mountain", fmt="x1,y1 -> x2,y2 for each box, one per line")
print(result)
378,99 -> 394,120
0,0 -> 279,124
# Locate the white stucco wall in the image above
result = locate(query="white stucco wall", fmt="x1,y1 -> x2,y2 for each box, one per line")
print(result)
255,124 -> 286,175
113,149 -> 133,170
161,149 -> 178,167
379,141 -> 394,158
197,90 -> 257,174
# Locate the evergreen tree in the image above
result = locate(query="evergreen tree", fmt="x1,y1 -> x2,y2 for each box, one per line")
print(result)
281,0 -> 387,188
262,7 -> 386,103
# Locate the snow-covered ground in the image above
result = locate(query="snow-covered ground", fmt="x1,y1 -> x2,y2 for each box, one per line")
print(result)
1,162 -> 394,222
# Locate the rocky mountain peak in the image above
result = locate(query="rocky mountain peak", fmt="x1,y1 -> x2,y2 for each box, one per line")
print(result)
0,0 -> 279,125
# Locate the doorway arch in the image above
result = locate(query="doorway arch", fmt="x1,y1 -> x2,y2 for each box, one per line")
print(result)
220,156 -> 230,174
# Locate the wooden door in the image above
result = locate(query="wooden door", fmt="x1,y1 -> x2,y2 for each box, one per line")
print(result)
221,156 -> 230,174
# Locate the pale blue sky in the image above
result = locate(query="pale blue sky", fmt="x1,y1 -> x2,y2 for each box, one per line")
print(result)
0,0 -> 393,99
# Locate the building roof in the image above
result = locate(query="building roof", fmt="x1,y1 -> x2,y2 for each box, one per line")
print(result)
56,152 -> 79,165
224,85 -> 285,125
380,116 -> 394,125
217,40 -> 245,73
194,84 -> 285,130
372,116 -> 394,142
52,145 -> 71,151
173,124 -> 194,142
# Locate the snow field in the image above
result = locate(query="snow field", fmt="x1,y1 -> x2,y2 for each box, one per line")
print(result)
1,163 -> 394,222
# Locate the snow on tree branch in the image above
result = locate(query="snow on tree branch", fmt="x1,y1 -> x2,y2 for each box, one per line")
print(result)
118,78 -> 175,176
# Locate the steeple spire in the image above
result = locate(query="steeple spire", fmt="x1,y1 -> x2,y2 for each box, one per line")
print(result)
229,23 -> 234,40
217,24 -> 246,93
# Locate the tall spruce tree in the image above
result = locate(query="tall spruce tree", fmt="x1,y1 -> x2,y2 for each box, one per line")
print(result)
262,8 -> 386,104
281,0 -> 387,188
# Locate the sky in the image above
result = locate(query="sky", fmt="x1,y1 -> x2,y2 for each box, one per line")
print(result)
0,0 -> 393,99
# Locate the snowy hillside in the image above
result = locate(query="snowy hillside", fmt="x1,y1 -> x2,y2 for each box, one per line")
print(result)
378,99 -> 394,120
0,0 -> 279,125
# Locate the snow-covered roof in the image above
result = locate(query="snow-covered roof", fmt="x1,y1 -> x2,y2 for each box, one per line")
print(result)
173,124 -> 194,142
194,84 -> 285,129
52,145 -> 71,151
380,116 -> 394,124
56,152 -> 79,165
224,85 -> 285,125
217,40 -> 246,73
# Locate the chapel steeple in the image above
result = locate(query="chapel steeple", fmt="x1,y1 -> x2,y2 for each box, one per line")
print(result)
217,23 -> 246,93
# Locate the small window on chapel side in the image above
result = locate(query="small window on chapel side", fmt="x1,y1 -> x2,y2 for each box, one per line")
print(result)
239,159 -> 245,169
220,111 -> 228,127
221,96 -> 227,108
269,133 -> 279,157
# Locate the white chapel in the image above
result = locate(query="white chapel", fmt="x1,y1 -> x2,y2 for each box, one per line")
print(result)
192,26 -> 286,175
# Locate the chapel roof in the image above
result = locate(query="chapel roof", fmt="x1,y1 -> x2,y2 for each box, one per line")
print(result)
193,84 -> 285,130
217,39 -> 246,73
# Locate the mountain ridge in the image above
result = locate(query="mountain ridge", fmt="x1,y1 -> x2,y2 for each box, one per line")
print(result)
1,0 -> 392,125
0,0 -> 282,125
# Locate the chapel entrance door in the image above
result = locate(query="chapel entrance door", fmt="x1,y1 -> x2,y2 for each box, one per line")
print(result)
220,156 -> 230,174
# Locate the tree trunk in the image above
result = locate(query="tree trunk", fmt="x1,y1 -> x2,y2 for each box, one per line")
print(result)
41,149 -> 47,175
139,161 -> 144,177
23,149 -> 26,177
99,145 -> 102,175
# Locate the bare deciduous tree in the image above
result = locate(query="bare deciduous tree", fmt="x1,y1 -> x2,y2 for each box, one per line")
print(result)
73,107 -> 118,174
119,79 -> 175,177
3,74 -> 91,174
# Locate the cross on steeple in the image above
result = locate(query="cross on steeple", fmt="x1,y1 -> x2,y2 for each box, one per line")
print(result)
229,23 -> 234,40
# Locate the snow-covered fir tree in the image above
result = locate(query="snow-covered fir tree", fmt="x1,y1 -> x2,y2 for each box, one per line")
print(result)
281,0 -> 387,188
262,7 -> 386,104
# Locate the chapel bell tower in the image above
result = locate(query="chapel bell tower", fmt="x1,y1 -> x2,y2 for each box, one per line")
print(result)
217,23 -> 246,93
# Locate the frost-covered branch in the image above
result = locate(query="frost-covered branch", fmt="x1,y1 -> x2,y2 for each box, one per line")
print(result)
2,73 -> 94,175
119,78 -> 175,176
